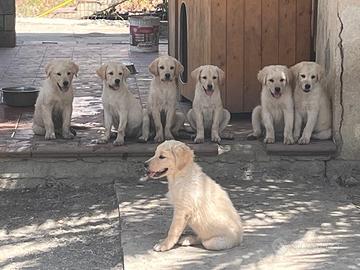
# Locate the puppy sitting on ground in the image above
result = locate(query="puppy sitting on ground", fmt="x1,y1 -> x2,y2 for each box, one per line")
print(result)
187,65 -> 231,143
145,140 -> 243,252
139,55 -> 185,143
33,59 -> 79,140
290,61 -> 332,144
96,62 -> 143,146
247,65 -> 294,144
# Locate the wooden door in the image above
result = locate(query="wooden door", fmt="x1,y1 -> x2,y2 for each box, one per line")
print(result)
225,0 -> 314,112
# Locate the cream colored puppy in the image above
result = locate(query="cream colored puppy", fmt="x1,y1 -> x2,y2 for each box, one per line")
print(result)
187,65 -> 231,143
33,59 -> 79,140
248,65 -> 294,144
140,55 -> 185,143
291,61 -> 332,144
145,140 -> 243,252
96,62 -> 143,146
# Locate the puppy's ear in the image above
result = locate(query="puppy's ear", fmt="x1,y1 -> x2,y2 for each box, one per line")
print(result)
122,65 -> 131,78
216,67 -> 225,86
290,62 -> 302,80
174,58 -> 184,78
191,66 -> 203,82
172,144 -> 194,171
96,64 -> 108,80
149,58 -> 159,76
257,67 -> 268,85
285,68 -> 293,85
45,62 -> 53,78
70,61 -> 79,77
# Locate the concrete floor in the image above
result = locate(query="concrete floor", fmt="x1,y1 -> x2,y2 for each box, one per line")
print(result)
117,173 -> 360,270
1,18 -> 359,270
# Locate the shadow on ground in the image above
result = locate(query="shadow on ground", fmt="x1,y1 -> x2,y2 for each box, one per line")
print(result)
116,168 -> 360,270
0,184 -> 123,270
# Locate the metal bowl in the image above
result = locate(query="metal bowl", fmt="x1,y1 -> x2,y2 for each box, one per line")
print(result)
1,86 -> 39,107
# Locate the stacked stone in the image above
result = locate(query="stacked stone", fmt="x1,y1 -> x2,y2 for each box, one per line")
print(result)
0,0 -> 16,47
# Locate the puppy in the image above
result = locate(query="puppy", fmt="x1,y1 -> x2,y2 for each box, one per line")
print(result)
187,65 -> 231,143
33,59 -> 79,140
139,55 -> 185,143
145,140 -> 243,252
248,65 -> 294,144
96,62 -> 143,146
291,61 -> 332,144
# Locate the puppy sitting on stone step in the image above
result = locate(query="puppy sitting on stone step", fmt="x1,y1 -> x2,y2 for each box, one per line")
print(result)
33,59 -> 79,140
96,62 -> 144,146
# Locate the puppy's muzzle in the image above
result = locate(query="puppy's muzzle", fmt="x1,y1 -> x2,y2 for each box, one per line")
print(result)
203,84 -> 214,96
57,81 -> 70,92
162,73 -> 172,81
303,84 -> 311,92
271,87 -> 282,98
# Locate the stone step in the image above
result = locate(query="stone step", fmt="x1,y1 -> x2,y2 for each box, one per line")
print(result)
265,140 -> 337,156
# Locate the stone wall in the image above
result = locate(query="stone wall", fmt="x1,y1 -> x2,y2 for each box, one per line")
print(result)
316,0 -> 360,160
0,0 -> 16,47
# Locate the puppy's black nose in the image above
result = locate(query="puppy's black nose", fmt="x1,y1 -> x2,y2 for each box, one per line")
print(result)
275,87 -> 281,93
115,79 -> 120,85
207,84 -> 213,90
305,84 -> 311,90
165,73 -> 171,79
63,81 -> 69,87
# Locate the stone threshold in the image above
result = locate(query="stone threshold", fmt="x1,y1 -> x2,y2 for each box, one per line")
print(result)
265,140 -> 337,156
0,141 -> 219,159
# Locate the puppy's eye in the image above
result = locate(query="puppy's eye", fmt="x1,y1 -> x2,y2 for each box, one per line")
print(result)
280,78 -> 285,82
119,72 -> 123,75
67,72 -> 71,75
109,72 -> 114,75
301,74 -> 306,78
311,75 -> 316,79
269,79 -> 274,83
160,66 -> 165,70
170,66 -> 174,70
57,73 -> 61,76
159,155 -> 166,159
202,76 -> 207,80
213,76 -> 217,80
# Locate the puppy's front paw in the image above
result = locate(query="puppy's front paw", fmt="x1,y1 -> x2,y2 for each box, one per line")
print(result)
138,136 -> 148,143
153,240 -> 173,252
194,136 -> 204,144
211,134 -> 221,143
247,133 -> 259,140
45,132 -> 56,140
283,136 -> 294,145
62,131 -> 75,139
298,136 -> 310,145
165,132 -> 174,140
154,134 -> 164,143
113,138 -> 125,146
264,137 -> 275,144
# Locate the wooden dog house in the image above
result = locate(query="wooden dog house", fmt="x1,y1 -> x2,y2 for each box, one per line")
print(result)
169,0 -> 315,113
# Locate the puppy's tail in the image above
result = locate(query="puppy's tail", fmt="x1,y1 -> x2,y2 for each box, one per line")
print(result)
247,105 -> 262,140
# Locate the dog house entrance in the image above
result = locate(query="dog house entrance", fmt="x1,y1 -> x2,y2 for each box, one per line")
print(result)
179,3 -> 188,83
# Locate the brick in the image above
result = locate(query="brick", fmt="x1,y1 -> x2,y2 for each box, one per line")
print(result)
0,31 -> 15,47
0,0 -> 15,15
4,15 -> 14,31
